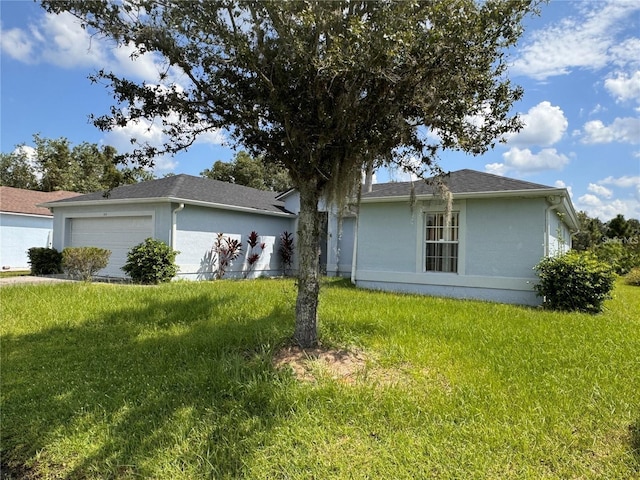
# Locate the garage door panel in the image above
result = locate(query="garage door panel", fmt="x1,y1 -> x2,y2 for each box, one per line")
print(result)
70,216 -> 153,277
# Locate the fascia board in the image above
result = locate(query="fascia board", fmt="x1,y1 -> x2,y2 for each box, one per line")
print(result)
359,188 -> 564,203
39,197 -> 297,218
0,211 -> 53,219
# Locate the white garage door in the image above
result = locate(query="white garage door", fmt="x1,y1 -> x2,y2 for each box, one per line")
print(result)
70,216 -> 153,277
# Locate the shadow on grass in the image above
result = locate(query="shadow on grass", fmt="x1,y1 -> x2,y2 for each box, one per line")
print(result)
1,290 -> 296,478
631,419 -> 640,471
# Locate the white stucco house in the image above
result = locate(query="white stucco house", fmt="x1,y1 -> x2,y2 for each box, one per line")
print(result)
40,175 -> 303,279
41,169 -> 577,305
0,187 -> 80,270
352,169 -> 578,305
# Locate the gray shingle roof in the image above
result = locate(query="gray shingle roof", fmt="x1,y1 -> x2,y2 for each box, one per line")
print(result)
363,169 -> 555,199
44,174 -> 292,215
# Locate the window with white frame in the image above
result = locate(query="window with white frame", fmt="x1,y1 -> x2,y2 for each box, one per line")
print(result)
425,212 -> 459,273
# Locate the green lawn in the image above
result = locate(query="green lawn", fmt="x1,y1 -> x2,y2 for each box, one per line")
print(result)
1,279 -> 638,479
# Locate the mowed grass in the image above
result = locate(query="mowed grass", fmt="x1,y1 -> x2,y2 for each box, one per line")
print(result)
1,278 -> 638,479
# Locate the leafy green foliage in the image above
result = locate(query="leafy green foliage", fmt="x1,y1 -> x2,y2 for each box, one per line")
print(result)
27,247 -> 62,275
0,150 -> 39,189
591,239 -> 640,275
1,134 -> 153,193
62,247 -> 111,281
625,267 -> 640,286
534,251 -> 616,313
122,238 -> 179,284
201,151 -> 292,192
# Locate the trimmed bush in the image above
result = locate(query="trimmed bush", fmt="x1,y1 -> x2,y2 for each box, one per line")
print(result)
122,238 -> 179,284
534,251 -> 616,313
62,247 -> 111,281
27,247 -> 62,275
625,267 -> 640,286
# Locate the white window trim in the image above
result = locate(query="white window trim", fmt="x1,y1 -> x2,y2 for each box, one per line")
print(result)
416,200 -> 466,275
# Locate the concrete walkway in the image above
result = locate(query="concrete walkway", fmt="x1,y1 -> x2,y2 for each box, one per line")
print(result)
0,275 -> 74,286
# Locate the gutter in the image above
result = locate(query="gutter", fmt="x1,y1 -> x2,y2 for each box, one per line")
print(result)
39,196 -> 296,218
359,187 -> 566,204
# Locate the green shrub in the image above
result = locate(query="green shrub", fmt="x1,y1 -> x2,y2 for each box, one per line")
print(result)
534,251 -> 616,313
590,240 -> 640,275
62,247 -> 111,281
625,267 -> 640,286
27,247 -> 62,275
122,238 -> 179,284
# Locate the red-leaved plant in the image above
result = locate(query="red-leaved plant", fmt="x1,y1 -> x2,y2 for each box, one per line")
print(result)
213,233 -> 242,279
278,231 -> 294,276
244,231 -> 265,278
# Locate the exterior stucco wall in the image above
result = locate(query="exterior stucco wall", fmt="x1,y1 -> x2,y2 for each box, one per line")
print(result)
0,213 -> 53,270
353,197 -> 550,306
327,214 -> 355,277
464,197 -> 546,277
174,204 -> 295,279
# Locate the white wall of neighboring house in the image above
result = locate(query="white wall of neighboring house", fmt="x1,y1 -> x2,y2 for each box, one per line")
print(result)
0,212 -> 53,270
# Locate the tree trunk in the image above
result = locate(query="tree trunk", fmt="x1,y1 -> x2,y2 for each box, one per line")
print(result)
294,179 -> 323,347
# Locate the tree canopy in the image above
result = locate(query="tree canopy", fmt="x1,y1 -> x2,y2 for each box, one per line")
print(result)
0,135 -> 153,193
201,151 -> 292,192
41,0 -> 540,346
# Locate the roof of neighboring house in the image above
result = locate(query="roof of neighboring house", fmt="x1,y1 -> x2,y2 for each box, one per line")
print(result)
362,169 -> 554,199
41,174 -> 294,216
0,187 -> 81,216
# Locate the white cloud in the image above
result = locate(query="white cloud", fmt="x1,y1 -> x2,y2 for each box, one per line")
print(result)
576,171 -> 640,220
0,25 -> 34,62
575,194 -> 640,221
554,180 -> 573,198
605,71 -> 640,103
103,108 -> 226,174
599,175 -> 640,189
581,117 -> 640,144
512,0 -> 640,81
587,183 -> 613,199
485,147 -> 570,177
504,101 -> 567,147
485,162 -> 508,176
3,11 -> 174,84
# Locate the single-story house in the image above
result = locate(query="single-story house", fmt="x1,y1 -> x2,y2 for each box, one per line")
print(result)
40,175 -> 304,279
41,169 -> 577,306
352,169 -> 578,305
0,187 -> 81,270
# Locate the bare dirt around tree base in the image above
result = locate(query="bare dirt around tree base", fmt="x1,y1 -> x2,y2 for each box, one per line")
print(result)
273,345 -> 367,384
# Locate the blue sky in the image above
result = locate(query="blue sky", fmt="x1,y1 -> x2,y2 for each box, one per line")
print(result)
1,0 -> 639,221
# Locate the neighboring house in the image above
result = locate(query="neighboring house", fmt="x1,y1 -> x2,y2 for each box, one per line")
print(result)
0,187 -> 81,270
40,169 -> 578,306
352,169 -> 578,305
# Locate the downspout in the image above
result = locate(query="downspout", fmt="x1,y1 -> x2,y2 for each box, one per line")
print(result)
350,207 -> 359,285
171,203 -> 185,250
544,196 -> 562,256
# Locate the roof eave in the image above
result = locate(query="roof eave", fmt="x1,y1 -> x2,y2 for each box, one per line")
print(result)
39,196 -> 296,218
359,187 -> 565,203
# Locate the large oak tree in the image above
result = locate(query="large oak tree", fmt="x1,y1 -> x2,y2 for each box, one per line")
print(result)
42,0 -> 539,347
